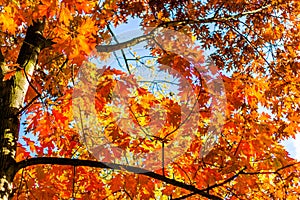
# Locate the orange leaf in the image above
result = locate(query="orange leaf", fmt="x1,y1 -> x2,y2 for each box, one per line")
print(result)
3,70 -> 16,81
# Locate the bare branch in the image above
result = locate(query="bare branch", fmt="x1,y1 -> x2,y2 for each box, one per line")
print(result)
96,30 -> 156,52
107,25 -> 131,74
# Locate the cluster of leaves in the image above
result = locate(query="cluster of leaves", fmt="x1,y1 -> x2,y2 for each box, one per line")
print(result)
1,0 -> 300,199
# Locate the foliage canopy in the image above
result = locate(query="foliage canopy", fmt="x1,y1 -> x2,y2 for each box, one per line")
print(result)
0,0 -> 300,199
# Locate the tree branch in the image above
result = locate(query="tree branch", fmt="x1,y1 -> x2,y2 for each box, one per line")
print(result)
107,25 -> 131,74
96,29 -> 157,52
241,162 -> 300,175
205,167 -> 246,191
96,4 -> 273,53
16,157 -> 223,200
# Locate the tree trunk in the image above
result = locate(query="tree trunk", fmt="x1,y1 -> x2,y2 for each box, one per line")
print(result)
0,51 -> 19,199
0,20 -> 48,200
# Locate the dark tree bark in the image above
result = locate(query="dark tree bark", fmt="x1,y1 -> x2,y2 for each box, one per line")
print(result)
0,20 -> 48,200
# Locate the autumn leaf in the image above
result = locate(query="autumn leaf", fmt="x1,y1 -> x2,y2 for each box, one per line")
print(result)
2,70 -> 16,81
